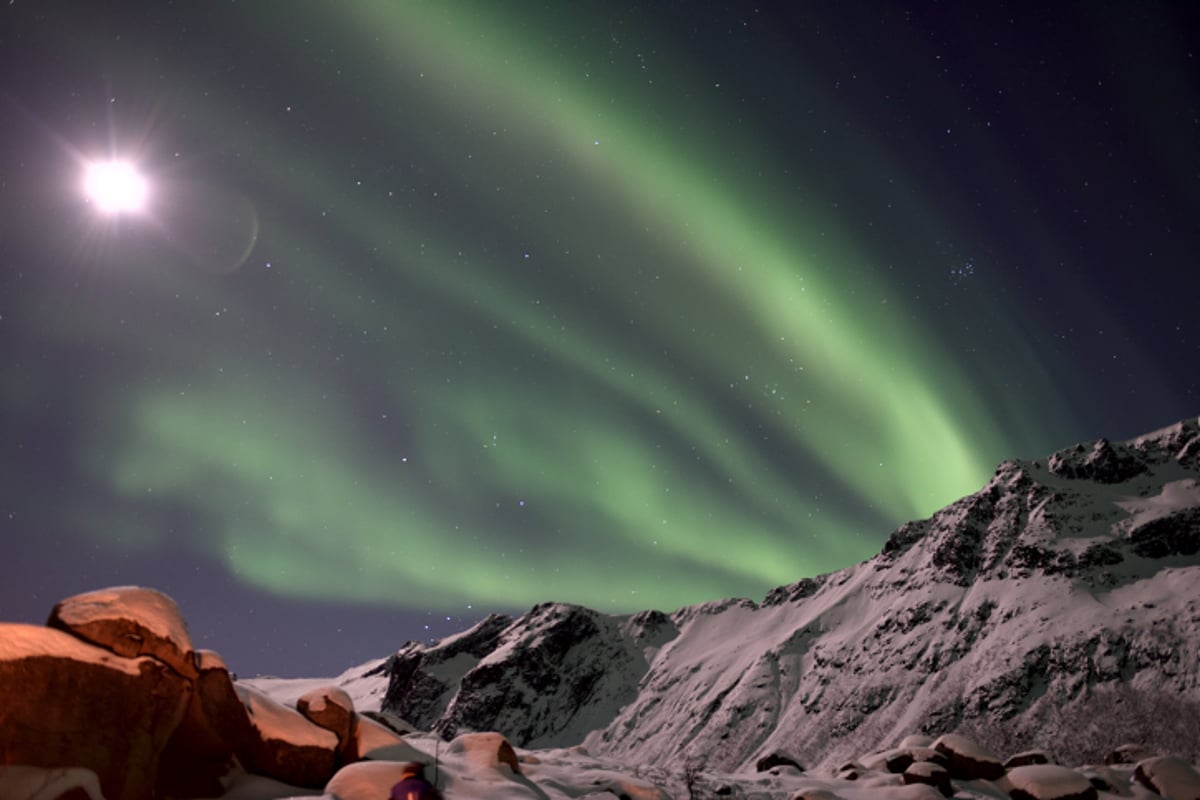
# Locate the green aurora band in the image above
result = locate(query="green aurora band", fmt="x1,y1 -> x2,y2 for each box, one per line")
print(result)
63,2 -> 1069,611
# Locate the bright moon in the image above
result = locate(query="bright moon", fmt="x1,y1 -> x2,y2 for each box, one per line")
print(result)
83,161 -> 149,213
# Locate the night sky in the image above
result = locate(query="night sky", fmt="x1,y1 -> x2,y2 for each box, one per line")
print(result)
2,2 -> 1197,677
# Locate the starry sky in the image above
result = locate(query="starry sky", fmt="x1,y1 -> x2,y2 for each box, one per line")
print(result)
2,1 -> 1197,677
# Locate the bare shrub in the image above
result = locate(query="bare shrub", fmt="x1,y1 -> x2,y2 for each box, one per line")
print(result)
958,685 -> 1200,765
681,755 -> 704,800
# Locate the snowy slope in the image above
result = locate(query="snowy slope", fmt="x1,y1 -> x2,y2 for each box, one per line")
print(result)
373,417 -> 1200,770
240,657 -> 391,714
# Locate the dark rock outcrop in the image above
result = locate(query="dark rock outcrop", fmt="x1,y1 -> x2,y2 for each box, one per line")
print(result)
384,603 -> 663,749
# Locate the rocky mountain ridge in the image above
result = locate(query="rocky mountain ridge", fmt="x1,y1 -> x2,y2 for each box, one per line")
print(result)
377,416 -> 1200,769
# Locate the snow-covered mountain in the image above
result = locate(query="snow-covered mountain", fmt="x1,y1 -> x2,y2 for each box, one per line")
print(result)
367,416 -> 1200,770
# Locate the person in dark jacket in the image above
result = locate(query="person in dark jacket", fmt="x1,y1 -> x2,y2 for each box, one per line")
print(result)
390,762 -> 442,800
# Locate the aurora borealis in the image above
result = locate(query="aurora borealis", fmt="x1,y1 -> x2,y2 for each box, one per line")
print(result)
3,2 -> 1197,676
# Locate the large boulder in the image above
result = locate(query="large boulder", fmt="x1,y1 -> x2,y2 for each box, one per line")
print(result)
756,751 -> 804,773
446,732 -> 521,774
0,623 -> 191,800
1006,752 -> 1053,769
1107,744 -> 1154,765
1003,765 -> 1098,800
933,733 -> 1005,781
157,649 -> 246,797
352,715 -> 424,763
903,761 -> 953,797
234,684 -> 339,788
46,587 -> 198,680
866,747 -> 946,775
326,761 -> 431,800
297,685 -> 356,764
1133,756 -> 1200,800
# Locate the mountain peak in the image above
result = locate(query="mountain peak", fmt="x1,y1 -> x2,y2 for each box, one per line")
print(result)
375,416 -> 1200,769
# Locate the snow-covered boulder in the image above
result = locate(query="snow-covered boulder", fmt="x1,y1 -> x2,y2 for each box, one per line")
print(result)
933,734 -> 1005,781
1133,756 -> 1200,800
903,761 -> 953,796
757,751 -> 805,773
0,765 -> 105,800
352,714 -> 425,762
0,622 -> 191,800
865,747 -> 946,774
325,760 -> 427,800
298,685 -> 357,765
235,684 -> 340,788
1003,764 -> 1098,800
1006,752 -> 1053,769
447,731 -> 521,774
46,586 -> 198,680
1108,745 -> 1155,765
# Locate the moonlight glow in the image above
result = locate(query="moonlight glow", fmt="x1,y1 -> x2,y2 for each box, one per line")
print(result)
83,160 -> 148,213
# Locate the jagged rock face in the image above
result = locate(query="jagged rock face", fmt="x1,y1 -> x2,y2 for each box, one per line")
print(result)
379,417 -> 1200,770
383,604 -> 675,748
384,612 -> 512,729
